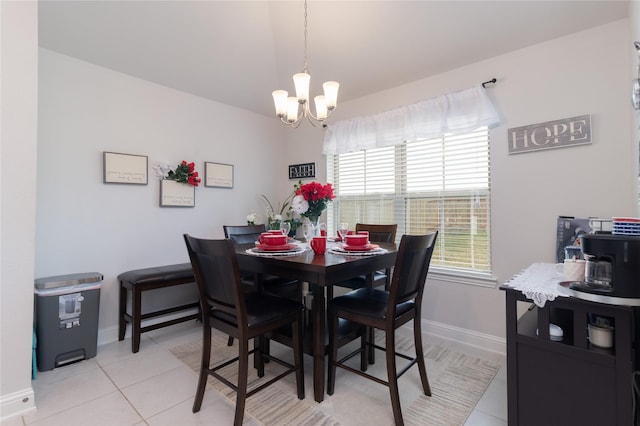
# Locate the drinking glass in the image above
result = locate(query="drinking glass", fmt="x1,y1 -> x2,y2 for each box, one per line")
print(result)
279,221 -> 291,237
338,223 -> 349,241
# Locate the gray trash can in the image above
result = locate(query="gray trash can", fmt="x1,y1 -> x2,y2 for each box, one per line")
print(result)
34,272 -> 102,371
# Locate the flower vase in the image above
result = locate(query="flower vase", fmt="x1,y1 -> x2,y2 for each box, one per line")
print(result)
309,216 -> 320,233
301,216 -> 319,240
269,220 -> 281,231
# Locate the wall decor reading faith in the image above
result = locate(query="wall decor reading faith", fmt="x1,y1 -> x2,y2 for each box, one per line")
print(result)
160,179 -> 195,207
508,114 -> 591,155
204,162 -> 234,188
288,162 -> 315,179
103,152 -> 148,184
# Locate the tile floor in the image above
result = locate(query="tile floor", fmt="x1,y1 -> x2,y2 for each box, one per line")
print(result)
2,322 -> 507,426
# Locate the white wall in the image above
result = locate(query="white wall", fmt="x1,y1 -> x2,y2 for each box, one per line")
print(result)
285,20 -> 636,349
37,49 -> 288,343
0,1 -> 38,420
631,1 -> 640,210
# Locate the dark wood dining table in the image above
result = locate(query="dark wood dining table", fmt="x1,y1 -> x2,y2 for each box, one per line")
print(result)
235,241 -> 397,403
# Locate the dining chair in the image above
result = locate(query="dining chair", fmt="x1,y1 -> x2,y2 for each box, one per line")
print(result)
333,223 -> 398,293
224,225 -> 301,299
330,223 -> 398,363
183,235 -> 305,426
327,232 -> 438,426
223,224 -> 301,346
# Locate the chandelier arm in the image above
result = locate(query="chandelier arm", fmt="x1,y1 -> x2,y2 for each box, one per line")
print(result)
302,102 -> 321,127
278,102 -> 327,128
302,102 -> 322,125
280,114 -> 303,127
306,102 -> 335,123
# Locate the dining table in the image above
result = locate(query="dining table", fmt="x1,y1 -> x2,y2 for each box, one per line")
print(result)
235,240 -> 398,403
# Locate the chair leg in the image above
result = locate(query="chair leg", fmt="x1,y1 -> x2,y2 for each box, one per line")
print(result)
192,326 -> 211,413
296,281 -> 303,304
327,310 -> 339,395
256,336 -> 265,378
327,286 -> 334,301
360,325 -> 368,372
385,329 -> 404,426
234,339 -> 249,426
413,318 -> 431,396
368,326 -> 376,364
294,310 -> 305,399
227,336 -> 234,346
264,338 -> 271,362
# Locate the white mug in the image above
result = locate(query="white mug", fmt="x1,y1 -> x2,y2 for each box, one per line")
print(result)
555,259 -> 586,282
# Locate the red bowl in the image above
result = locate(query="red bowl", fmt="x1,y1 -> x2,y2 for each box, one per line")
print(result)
263,234 -> 288,246
344,234 -> 368,246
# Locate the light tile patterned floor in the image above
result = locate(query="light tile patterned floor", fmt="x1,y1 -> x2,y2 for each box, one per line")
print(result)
2,322 -> 507,426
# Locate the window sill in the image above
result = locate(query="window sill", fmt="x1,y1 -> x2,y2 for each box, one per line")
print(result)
428,267 -> 497,288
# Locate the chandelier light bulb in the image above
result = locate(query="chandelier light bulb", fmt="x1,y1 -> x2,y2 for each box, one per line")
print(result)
286,97 -> 299,123
272,90 -> 288,117
314,95 -> 328,120
293,72 -> 310,104
323,81 -> 339,110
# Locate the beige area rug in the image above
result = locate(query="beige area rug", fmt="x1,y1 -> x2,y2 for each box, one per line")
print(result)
170,330 -> 499,426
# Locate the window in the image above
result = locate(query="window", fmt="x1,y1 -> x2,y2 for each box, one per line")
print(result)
328,127 -> 491,275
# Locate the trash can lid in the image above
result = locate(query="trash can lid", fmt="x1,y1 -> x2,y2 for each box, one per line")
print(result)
34,272 -> 103,290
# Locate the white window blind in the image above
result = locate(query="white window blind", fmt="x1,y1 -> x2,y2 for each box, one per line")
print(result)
328,127 -> 491,274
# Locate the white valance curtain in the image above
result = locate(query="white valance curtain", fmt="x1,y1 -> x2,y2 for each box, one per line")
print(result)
322,85 -> 501,156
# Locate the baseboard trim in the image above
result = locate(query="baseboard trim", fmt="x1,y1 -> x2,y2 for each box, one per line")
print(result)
0,387 -> 36,422
97,325 -> 121,347
101,317 -> 505,355
417,319 -> 506,355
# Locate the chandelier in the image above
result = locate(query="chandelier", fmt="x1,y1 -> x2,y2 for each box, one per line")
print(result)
272,0 -> 339,128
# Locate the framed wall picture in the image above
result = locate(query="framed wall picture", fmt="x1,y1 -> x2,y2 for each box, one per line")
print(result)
103,152 -> 148,184
204,162 -> 234,188
160,180 -> 195,207
508,114 -> 592,155
288,162 -> 315,179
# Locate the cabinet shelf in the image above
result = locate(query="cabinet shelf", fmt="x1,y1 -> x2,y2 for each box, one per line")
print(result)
516,305 -> 617,360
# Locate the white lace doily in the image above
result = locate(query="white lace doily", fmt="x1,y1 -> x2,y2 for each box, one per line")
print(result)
502,262 -> 570,307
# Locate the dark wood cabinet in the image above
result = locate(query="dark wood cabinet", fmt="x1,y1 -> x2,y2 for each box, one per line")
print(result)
501,286 -> 637,425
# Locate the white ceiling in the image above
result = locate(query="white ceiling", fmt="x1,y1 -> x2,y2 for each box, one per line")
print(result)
38,1 -> 630,118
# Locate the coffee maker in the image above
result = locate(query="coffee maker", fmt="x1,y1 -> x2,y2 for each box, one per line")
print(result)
569,234 -> 640,305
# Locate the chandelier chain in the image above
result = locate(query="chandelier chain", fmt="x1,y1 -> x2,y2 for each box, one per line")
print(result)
303,0 -> 308,73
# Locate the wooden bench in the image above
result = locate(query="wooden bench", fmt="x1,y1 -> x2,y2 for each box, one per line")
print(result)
118,263 -> 199,353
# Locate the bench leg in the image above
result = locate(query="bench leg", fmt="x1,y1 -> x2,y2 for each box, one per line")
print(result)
132,288 -> 142,353
119,283 -> 127,341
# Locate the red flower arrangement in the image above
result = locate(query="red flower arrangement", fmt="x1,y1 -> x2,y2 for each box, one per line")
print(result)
167,160 -> 201,187
291,181 -> 335,221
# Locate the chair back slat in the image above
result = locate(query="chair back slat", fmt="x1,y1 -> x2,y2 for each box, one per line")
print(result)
388,232 -> 438,306
355,223 -> 397,243
184,235 -> 245,318
224,224 -> 267,245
